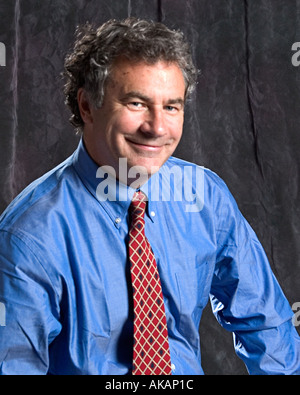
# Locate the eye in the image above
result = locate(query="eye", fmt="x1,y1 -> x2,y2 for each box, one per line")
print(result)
166,106 -> 176,111
165,105 -> 179,113
127,101 -> 145,110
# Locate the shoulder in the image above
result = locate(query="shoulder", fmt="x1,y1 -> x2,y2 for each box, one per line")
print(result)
165,156 -> 231,193
165,156 -> 243,215
0,154 -> 76,233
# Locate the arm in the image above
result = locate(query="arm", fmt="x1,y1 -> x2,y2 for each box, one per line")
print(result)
0,230 -> 61,374
210,182 -> 300,375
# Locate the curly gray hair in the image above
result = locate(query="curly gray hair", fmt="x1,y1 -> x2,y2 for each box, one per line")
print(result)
63,17 -> 198,130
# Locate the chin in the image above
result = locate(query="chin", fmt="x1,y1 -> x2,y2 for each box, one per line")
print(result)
120,158 -> 164,187
131,160 -> 164,174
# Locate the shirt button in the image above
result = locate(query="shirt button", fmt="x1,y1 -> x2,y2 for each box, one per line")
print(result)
171,363 -> 176,372
150,211 -> 156,217
115,217 -> 121,224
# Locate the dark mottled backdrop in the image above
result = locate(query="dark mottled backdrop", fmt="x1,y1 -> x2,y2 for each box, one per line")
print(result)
0,0 -> 299,375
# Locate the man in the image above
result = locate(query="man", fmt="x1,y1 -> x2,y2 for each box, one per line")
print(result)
0,18 -> 299,375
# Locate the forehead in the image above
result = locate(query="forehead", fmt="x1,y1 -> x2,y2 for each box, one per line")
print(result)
107,57 -> 186,98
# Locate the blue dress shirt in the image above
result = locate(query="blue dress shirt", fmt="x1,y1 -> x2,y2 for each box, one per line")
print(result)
0,139 -> 299,375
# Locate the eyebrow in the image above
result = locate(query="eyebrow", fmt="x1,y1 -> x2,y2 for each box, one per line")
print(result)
120,91 -> 185,107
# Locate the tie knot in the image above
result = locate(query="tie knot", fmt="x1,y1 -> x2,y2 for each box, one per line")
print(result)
130,191 -> 147,218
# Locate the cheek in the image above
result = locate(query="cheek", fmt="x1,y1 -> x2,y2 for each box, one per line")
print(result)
114,111 -> 143,132
169,118 -> 184,141
99,112 -> 139,147
108,114 -> 142,151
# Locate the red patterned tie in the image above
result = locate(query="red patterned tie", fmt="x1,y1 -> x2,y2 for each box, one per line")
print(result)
129,191 -> 172,375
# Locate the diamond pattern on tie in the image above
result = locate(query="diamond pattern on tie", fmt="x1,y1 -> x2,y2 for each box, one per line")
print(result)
129,191 -> 172,375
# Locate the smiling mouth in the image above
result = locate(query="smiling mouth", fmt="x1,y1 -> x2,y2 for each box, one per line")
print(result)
126,138 -> 165,151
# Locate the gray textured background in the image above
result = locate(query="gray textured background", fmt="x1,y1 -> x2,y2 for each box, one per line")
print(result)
0,0 -> 300,375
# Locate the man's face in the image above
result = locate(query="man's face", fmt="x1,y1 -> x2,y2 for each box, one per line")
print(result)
83,57 -> 186,183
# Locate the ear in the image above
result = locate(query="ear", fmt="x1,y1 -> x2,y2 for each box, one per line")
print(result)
77,88 -> 93,125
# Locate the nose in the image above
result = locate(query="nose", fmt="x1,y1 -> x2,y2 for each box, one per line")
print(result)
139,107 -> 166,137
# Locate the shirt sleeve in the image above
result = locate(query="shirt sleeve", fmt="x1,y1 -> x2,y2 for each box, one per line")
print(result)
0,230 -> 62,375
209,180 -> 300,375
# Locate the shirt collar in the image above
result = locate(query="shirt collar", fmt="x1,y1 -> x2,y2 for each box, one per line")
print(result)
72,139 -> 160,227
